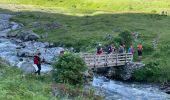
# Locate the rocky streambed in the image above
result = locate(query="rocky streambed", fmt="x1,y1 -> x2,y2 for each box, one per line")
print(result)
0,14 -> 169,100
0,14 -> 64,73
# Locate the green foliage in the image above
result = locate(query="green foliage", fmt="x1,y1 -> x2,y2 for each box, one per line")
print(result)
52,83 -> 103,100
0,64 -> 100,100
142,42 -> 154,55
134,59 -> 170,83
0,65 -> 52,100
53,53 -> 87,85
119,30 -> 133,48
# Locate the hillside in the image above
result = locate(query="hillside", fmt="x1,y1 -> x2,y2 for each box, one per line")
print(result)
1,0 -> 170,13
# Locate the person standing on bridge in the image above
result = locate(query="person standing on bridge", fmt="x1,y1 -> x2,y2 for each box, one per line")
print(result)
107,44 -> 116,54
96,44 -> 103,55
137,43 -> 143,61
128,45 -> 134,55
118,44 -> 125,53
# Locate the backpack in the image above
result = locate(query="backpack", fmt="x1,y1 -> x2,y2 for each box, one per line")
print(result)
97,46 -> 101,54
108,46 -> 113,53
34,56 -> 39,64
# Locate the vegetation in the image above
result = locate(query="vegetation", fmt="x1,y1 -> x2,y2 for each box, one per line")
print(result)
1,0 -> 170,13
0,64 -> 53,100
119,30 -> 133,48
0,0 -> 170,83
53,53 -> 87,86
0,64 -> 101,100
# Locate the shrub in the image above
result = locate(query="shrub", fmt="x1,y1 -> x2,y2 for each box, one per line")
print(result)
133,59 -> 170,83
142,42 -> 154,55
119,30 -> 133,48
53,53 -> 87,85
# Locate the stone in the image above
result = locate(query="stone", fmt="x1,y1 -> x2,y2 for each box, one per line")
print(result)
17,49 -> 34,57
19,61 -> 36,74
120,62 -> 145,80
7,30 -> 19,37
24,33 -> 40,41
17,30 -> 40,41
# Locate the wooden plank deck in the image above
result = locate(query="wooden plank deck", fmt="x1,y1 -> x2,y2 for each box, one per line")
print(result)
80,53 -> 133,68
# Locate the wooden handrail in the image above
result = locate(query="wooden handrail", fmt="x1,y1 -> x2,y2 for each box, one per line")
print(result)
80,53 -> 133,68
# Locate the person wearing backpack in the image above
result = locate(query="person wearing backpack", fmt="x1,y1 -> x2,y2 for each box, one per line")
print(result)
107,44 -> 116,54
128,45 -> 134,55
96,44 -> 103,55
34,52 -> 41,75
137,43 -> 143,61
118,44 -> 125,53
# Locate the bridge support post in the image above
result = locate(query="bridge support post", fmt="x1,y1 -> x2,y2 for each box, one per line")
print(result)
116,53 -> 118,66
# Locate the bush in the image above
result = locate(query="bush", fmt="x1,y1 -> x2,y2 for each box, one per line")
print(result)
119,30 -> 133,48
142,42 -> 154,55
53,53 -> 87,85
133,59 -> 170,83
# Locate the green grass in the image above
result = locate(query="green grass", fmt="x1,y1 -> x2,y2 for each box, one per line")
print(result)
0,0 -> 170,83
0,64 -> 102,100
1,0 -> 170,13
0,65 -> 54,100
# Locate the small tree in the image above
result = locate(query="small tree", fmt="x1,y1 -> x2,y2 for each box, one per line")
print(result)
53,53 -> 87,85
119,30 -> 133,48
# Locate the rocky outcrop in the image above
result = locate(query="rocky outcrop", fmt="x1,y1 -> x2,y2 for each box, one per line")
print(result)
7,30 -> 19,37
161,82 -> 170,94
120,62 -> 145,80
7,29 -> 40,41
16,30 -> 40,41
0,14 -> 64,74
106,62 -> 145,80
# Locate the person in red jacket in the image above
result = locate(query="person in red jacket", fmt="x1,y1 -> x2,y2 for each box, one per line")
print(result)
34,53 -> 41,75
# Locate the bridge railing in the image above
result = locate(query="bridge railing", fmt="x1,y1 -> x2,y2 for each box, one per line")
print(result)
80,53 -> 133,68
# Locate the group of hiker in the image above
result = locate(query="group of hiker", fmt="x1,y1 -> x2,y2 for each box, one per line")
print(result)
33,43 -> 143,75
96,43 -> 143,58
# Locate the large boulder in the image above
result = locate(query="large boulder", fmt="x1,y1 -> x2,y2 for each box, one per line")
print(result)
161,82 -> 170,94
19,62 -> 36,74
7,30 -> 19,37
16,30 -> 40,41
120,62 -> 145,80
17,49 -> 34,57
24,33 -> 40,41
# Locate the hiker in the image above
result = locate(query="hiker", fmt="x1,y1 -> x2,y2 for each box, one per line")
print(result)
107,44 -> 116,54
137,43 -> 143,60
96,44 -> 103,55
34,52 -> 42,75
123,44 -> 126,53
128,45 -> 134,55
118,44 -> 125,53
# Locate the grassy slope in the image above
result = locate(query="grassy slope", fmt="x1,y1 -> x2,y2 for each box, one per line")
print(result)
0,65 -> 54,100
0,65 -> 101,100
0,0 -> 170,82
1,0 -> 170,13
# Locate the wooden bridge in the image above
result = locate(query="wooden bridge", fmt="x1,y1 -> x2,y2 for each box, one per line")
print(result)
80,53 -> 133,69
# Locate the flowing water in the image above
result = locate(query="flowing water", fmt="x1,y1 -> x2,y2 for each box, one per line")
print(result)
0,14 -> 169,100
92,76 -> 170,100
